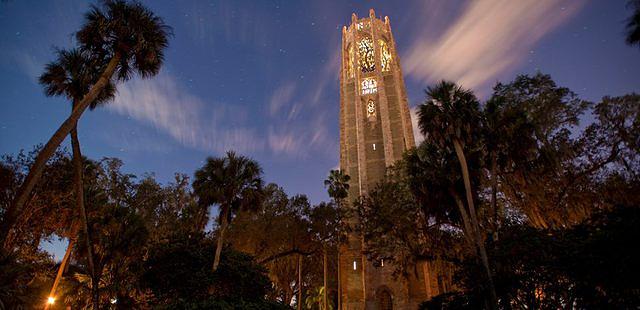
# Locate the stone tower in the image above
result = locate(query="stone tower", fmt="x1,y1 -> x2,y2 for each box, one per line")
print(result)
338,9 -> 430,310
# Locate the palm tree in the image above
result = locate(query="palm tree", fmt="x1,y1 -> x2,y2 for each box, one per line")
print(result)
323,169 -> 349,309
417,81 -> 497,309
2,0 -> 171,248
324,170 -> 350,205
193,151 -> 264,271
39,48 -> 116,308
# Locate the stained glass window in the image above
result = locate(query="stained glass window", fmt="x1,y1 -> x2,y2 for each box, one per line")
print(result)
379,40 -> 392,72
367,100 -> 376,118
358,38 -> 375,73
361,78 -> 377,95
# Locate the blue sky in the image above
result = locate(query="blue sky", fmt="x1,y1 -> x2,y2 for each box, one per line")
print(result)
1,1 -> 639,258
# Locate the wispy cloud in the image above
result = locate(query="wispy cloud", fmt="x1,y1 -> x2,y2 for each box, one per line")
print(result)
404,0 -> 584,93
265,87 -> 336,158
269,82 -> 296,117
264,37 -> 340,158
108,72 -> 264,154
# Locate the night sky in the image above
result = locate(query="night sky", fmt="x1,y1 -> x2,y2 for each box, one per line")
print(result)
1,0 -> 639,259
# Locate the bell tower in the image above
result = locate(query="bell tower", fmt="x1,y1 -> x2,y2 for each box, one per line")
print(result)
338,9 -> 424,310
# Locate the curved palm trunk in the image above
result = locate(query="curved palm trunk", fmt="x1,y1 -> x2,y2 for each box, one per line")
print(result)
71,123 -> 99,310
1,55 -> 120,250
450,190 -> 475,247
44,224 -> 78,310
452,139 -> 498,309
213,205 -> 229,271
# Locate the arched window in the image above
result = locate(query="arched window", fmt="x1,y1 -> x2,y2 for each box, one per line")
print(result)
379,40 -> 392,72
366,100 -> 376,118
358,38 -> 375,73
361,78 -> 377,95
377,289 -> 393,310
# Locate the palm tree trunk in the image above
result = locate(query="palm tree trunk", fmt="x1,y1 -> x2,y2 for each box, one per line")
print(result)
323,247 -> 328,310
70,122 -> 99,310
297,254 -> 302,310
213,205 -> 229,271
452,139 -> 498,309
450,190 -> 475,247
44,226 -> 78,310
1,54 -> 120,250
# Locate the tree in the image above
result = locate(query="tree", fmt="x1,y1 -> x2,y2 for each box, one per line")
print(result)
143,232 -> 285,309
627,0 -> 640,47
481,95 -> 536,237
227,184 -> 317,305
39,48 -> 116,308
324,170 -> 350,205
192,151 -> 265,271
355,150 -> 462,298
1,149 -> 76,253
0,150 -> 77,308
54,158 -> 148,308
3,0 -> 171,248
490,74 -> 591,228
307,202 -> 340,310
322,169 -> 349,309
417,81 -> 497,308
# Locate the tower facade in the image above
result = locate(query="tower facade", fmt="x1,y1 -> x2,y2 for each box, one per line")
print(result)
338,9 -> 428,310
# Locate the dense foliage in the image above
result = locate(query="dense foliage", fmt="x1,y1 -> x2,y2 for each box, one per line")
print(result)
0,151 -> 342,308
355,74 -> 639,308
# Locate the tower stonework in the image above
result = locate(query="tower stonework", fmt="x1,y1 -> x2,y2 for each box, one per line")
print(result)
338,9 -> 432,310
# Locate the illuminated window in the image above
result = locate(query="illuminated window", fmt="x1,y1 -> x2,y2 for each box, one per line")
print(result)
356,20 -> 369,31
366,100 -> 376,118
347,45 -> 354,78
361,78 -> 377,95
353,260 -> 357,270
358,38 -> 375,73
379,40 -> 392,72
372,143 -> 376,150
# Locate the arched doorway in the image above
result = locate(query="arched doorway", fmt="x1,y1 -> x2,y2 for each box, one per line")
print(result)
376,287 -> 393,310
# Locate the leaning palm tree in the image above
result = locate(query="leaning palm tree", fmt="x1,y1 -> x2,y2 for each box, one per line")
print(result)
2,0 -> 171,248
193,151 -> 265,271
417,81 -> 497,309
39,48 -> 116,309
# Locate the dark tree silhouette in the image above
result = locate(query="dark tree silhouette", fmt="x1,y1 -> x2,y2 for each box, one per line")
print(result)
418,81 -> 497,309
3,1 -> 171,253
193,151 -> 264,271
39,48 -> 116,307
